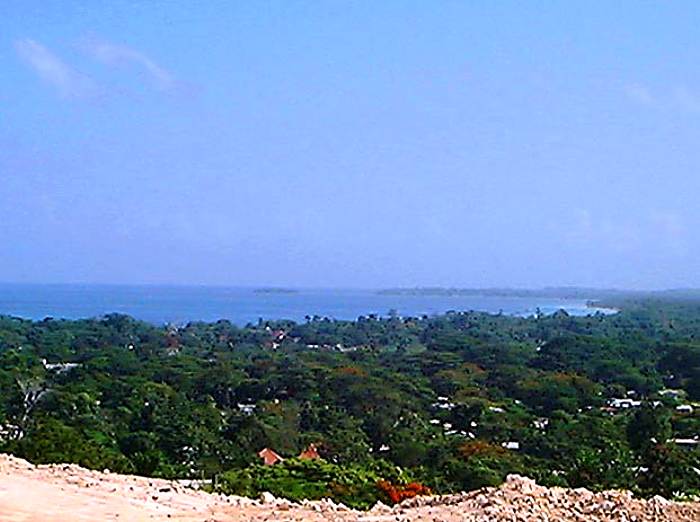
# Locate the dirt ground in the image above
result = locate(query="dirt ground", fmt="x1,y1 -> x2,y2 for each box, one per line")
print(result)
1,453 -> 699,521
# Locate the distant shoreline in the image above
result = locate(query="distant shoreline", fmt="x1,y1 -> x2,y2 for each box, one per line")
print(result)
0,285 -> 612,325
253,288 -> 299,294
377,287 -> 700,303
377,287 -> 608,300
584,300 -> 620,313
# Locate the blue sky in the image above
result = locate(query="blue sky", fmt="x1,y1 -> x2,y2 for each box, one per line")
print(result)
2,1 -> 700,289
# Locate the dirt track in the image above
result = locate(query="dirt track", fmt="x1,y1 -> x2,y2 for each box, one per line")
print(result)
1,454 -> 699,521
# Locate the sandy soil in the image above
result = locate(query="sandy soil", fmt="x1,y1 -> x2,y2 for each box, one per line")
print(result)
1,453 -> 699,521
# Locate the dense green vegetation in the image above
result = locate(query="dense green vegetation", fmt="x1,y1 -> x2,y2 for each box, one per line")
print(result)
1,300 -> 700,506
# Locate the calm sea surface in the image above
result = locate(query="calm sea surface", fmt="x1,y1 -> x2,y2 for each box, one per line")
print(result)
0,285 -> 613,326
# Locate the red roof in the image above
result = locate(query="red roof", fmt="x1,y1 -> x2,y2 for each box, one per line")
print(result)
298,443 -> 321,460
258,447 -> 284,465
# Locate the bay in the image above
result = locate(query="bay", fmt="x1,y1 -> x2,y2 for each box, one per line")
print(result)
0,284 -> 613,326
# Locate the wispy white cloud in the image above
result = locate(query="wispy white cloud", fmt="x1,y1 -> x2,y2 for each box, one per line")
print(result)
14,39 -> 94,98
83,39 -> 175,91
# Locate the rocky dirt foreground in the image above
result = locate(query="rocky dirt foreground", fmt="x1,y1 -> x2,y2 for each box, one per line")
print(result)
1,454 -> 699,522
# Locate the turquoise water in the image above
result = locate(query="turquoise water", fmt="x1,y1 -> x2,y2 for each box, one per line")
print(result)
0,284 -> 612,326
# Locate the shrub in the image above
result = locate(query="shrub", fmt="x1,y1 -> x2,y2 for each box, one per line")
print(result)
376,479 -> 431,504
215,458 -> 421,509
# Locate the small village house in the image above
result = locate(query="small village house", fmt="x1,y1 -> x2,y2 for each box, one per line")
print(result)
258,448 -> 284,466
298,443 -> 321,460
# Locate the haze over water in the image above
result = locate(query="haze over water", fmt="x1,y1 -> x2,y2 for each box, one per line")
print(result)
0,284 -> 611,326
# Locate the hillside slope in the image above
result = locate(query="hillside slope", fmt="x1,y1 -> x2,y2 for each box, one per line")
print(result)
1,454 -> 699,521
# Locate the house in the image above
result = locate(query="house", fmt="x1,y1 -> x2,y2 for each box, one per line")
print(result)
659,389 -> 685,399
298,443 -> 321,460
258,447 -> 284,466
432,401 -> 456,411
41,359 -> 81,373
0,423 -> 21,442
271,329 -> 287,341
533,418 -> 549,430
431,396 -> 457,410
237,403 -> 256,415
502,441 -> 520,450
672,438 -> 700,449
608,398 -> 641,409
676,404 -> 694,414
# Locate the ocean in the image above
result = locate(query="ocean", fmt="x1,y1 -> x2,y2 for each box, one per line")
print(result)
0,284 -> 613,326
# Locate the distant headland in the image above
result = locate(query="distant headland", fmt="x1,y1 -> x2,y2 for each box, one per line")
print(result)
253,288 -> 300,294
